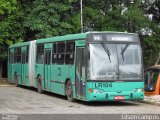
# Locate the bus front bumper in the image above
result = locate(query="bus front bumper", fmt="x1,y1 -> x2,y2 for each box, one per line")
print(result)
86,91 -> 144,102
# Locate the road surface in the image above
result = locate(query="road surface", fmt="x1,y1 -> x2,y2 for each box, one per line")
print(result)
0,86 -> 159,114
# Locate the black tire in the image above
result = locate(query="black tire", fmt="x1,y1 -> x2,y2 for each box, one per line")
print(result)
66,80 -> 74,102
15,75 -> 19,87
37,76 -> 43,94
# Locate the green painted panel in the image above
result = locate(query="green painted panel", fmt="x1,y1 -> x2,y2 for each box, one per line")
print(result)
36,33 -> 87,44
75,40 -> 86,47
22,47 -> 26,51
13,63 -> 22,84
9,42 -> 30,48
45,43 -> 52,48
51,82 -> 65,95
44,64 -> 51,90
25,66 -> 29,86
21,63 -> 29,86
35,64 -> 44,88
50,64 -> 75,95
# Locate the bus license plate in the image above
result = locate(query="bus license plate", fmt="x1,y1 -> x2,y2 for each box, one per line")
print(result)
114,96 -> 124,100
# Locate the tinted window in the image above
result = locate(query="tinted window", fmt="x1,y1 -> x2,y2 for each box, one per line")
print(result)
66,42 -> 75,53
65,41 -> 75,64
14,47 -> 21,63
52,43 -> 57,64
36,44 -> 44,64
57,42 -> 65,64
57,42 -> 65,53
52,41 -> 75,65
9,49 -> 14,64
26,46 -> 29,63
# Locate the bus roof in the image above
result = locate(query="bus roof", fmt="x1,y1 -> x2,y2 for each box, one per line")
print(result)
36,32 -> 87,44
9,31 -> 138,48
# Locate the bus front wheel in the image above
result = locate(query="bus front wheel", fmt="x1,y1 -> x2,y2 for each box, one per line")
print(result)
37,76 -> 43,94
66,80 -> 74,102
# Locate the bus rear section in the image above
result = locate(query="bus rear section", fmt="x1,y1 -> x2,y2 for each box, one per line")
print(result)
8,41 -> 35,87
75,32 -> 144,101
144,65 -> 160,96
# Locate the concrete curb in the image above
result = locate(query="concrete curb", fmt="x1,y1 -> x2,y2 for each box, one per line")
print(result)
0,84 -> 15,87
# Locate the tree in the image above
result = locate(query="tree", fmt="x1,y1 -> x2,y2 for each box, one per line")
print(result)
71,0 -> 149,33
22,0 -> 74,40
141,0 -> 160,67
0,0 -> 24,60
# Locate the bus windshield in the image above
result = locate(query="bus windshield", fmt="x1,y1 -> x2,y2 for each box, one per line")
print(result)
88,43 -> 142,80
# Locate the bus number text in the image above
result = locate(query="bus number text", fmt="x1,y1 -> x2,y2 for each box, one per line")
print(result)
95,83 -> 112,88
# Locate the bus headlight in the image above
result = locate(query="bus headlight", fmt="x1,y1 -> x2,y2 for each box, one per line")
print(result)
133,89 -> 137,92
137,88 -> 142,92
99,89 -> 104,93
94,89 -> 98,94
133,88 -> 142,92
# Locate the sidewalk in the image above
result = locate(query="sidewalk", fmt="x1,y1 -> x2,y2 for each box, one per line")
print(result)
141,95 -> 160,106
0,78 -> 14,86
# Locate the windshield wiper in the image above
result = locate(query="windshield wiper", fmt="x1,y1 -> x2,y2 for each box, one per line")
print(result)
101,43 -> 111,63
120,44 -> 129,61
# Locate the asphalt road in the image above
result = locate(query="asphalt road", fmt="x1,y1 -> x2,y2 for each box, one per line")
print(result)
0,86 -> 160,115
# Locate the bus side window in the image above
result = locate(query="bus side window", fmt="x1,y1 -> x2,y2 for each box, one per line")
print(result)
9,50 -> 14,64
52,43 -> 57,64
17,48 -> 21,63
36,44 -> 44,64
26,46 -> 29,63
57,42 -> 65,64
65,41 -> 75,64
14,47 -> 21,63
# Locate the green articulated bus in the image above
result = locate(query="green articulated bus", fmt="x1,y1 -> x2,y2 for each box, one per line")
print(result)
8,32 -> 144,102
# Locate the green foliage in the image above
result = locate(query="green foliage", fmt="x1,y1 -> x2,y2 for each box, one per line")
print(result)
23,0 -> 74,39
141,0 -> 160,67
82,0 -> 126,32
0,0 -> 159,67
0,0 -> 24,60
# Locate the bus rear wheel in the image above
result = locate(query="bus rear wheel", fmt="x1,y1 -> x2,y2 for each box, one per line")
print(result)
37,76 -> 43,94
66,80 -> 74,102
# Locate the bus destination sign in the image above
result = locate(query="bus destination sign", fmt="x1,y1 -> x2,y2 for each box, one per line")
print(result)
90,33 -> 139,42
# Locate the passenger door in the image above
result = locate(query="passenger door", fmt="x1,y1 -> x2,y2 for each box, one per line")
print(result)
21,46 -> 29,85
44,44 -> 52,91
76,47 -> 86,98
